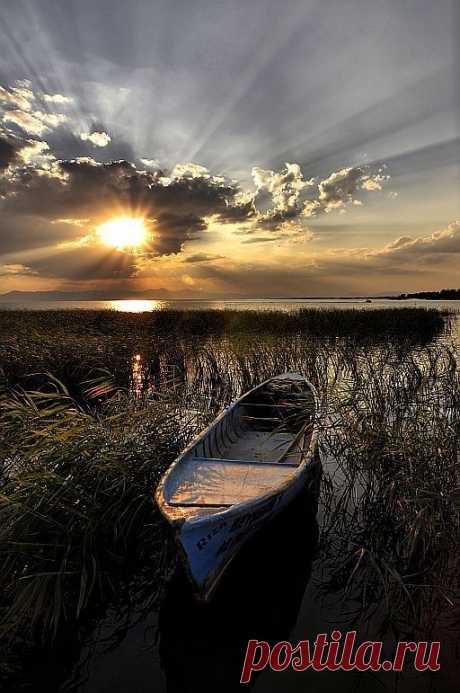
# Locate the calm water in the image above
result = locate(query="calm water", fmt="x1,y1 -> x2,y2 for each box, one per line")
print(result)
0,297 -> 459,314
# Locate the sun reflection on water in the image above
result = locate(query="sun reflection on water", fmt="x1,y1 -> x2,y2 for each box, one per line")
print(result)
109,300 -> 164,313
132,353 -> 143,396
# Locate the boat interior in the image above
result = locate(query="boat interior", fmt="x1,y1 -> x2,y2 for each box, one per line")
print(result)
162,375 -> 316,515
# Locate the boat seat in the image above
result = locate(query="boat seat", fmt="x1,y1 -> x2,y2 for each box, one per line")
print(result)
168,457 -> 298,508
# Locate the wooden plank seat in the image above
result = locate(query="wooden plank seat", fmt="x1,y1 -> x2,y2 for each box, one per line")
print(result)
168,457 -> 298,507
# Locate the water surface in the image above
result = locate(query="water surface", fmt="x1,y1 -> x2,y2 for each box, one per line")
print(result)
1,297 -> 459,314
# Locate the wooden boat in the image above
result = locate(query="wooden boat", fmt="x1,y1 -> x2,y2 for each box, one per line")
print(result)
155,372 -> 321,601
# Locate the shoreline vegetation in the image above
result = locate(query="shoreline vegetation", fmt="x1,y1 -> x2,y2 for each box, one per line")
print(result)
0,307 -> 459,689
0,305 -> 450,338
391,288 -> 460,301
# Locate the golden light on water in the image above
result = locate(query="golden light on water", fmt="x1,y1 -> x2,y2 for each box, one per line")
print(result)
109,300 -> 163,312
132,353 -> 143,396
97,217 -> 147,250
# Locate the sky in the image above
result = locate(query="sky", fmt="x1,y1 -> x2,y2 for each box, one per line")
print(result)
0,0 -> 459,298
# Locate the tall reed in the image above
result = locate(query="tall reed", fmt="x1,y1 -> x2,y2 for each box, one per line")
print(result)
0,307 -> 458,685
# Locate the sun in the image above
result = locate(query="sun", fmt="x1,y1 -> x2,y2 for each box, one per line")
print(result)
97,217 -> 147,250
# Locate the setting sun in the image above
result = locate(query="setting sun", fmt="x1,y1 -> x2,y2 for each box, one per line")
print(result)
97,217 -> 147,250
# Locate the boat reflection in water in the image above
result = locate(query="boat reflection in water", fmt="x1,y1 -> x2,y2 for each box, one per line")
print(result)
158,489 -> 319,692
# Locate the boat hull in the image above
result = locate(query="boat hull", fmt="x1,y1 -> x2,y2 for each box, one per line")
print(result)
176,449 -> 322,600
156,372 -> 321,600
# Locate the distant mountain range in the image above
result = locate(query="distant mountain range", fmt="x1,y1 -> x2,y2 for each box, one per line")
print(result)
0,290 -> 386,302
3,288 -> 457,303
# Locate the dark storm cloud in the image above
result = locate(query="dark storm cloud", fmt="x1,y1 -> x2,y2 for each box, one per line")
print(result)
0,153 -> 255,263
144,176 -> 250,229
2,158 -> 137,220
0,133 -> 18,169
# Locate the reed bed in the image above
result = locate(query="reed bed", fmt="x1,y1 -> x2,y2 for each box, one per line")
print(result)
0,306 -> 449,339
0,307 -> 458,687
0,307 -> 450,400
318,344 -> 460,637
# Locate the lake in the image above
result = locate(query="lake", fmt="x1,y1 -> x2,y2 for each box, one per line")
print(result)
1,297 -> 460,314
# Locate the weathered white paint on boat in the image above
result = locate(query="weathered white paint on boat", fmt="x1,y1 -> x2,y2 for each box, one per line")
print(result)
155,373 -> 321,600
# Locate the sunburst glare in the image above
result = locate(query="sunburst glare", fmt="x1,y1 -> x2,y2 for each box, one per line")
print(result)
97,217 -> 147,251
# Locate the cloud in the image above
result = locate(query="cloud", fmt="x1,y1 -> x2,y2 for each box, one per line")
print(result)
0,263 -> 33,277
35,111 -> 68,128
25,244 -> 138,280
189,261 -> 334,297
186,219 -> 460,297
315,166 -> 390,213
246,163 -> 391,233
302,220 -> 460,281
140,158 -> 161,169
183,253 -> 226,263
80,131 -> 112,147
317,166 -> 365,211
3,109 -> 68,136
0,154 -> 255,279
0,85 -> 34,112
241,236 -> 279,244
361,172 -> 390,191
0,112 -> 395,289
171,162 -> 210,179
1,83 -> 70,138
53,218 -> 90,227
42,93 -> 73,105
0,133 -> 19,170
18,139 -> 54,167
252,162 -> 314,221
372,221 -> 460,262
2,77 -> 392,257
3,110 -> 49,136
0,214 -> 85,256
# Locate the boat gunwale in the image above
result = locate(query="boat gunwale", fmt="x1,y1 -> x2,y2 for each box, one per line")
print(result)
154,372 -> 320,530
